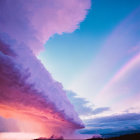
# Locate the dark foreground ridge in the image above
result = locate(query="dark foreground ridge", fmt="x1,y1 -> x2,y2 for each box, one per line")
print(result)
34,133 -> 140,140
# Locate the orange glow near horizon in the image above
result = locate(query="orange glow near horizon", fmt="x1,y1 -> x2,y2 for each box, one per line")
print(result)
0,103 -> 78,139
0,132 -> 40,140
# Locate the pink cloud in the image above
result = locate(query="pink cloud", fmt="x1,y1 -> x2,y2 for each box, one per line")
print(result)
0,37 -> 84,138
0,0 -> 91,53
0,0 -> 91,138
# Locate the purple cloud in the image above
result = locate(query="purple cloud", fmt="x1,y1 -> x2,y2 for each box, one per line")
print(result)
0,37 -> 84,137
79,113 -> 140,138
66,91 -> 110,116
0,0 -> 91,138
0,0 -> 91,53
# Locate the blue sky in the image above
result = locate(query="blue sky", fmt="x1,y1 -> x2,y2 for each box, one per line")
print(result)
39,0 -> 140,88
0,0 -> 140,138
38,0 -> 140,136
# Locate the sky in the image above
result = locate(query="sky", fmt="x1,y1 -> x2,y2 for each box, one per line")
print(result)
39,0 -> 140,89
38,0 -> 140,114
38,0 -> 140,138
0,0 -> 140,139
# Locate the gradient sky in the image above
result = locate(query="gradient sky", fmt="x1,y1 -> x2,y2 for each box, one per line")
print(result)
0,0 -> 140,139
39,0 -> 140,137
39,0 -> 140,88
39,0 -> 140,111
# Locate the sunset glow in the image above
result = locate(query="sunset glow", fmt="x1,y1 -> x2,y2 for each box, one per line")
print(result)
0,0 -> 140,139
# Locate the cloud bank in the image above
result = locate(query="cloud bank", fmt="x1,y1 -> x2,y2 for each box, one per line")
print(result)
0,0 -> 91,138
79,113 -> 140,138
66,90 -> 110,116
0,0 -> 90,54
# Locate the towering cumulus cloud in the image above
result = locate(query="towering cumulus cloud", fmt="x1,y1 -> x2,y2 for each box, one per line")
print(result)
0,0 -> 91,139
0,0 -> 90,54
